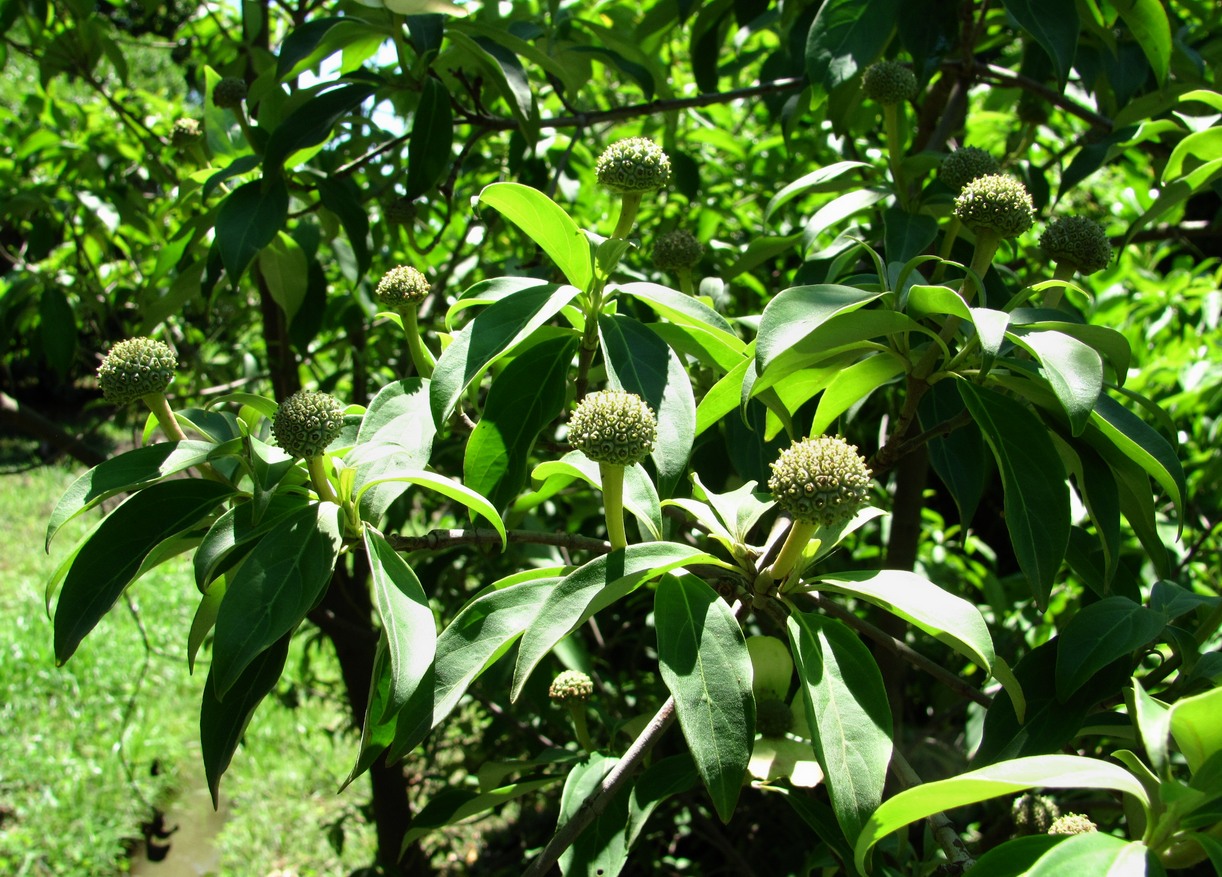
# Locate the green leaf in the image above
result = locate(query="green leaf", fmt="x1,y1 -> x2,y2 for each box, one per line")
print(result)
317,173 -> 370,276
811,353 -> 906,435
430,281 -> 581,425
1055,597 -> 1165,701
1170,687 -> 1222,773
210,502 -> 344,698
757,285 -> 886,376
216,177 -> 289,280
617,281 -> 740,341
275,16 -> 348,80
817,570 -> 995,673
803,188 -> 890,246
478,184 -> 591,289
1120,158 -> 1222,251
406,77 -> 453,198
512,543 -> 732,702
1128,679 -> 1171,778
1111,0 -> 1171,86
526,452 -> 662,541
344,635 -> 399,789
53,479 -> 233,664
201,630 -> 291,807
959,382 -> 1069,610
352,378 -> 436,522
766,161 -> 873,220
263,82 -> 377,172
883,209 -> 939,265
403,777 -> 561,846
356,468 -> 506,548
189,580 -> 225,674
45,440 -> 232,548
656,574 -> 753,823
449,32 -> 538,142
193,494 -> 302,592
788,611 -> 892,843
257,231 -> 309,321
1090,394 -> 1186,534
364,527 -> 436,721
969,835 -> 1062,875
853,755 -> 1149,873
464,336 -> 577,510
599,314 -> 697,498
1006,329 -> 1103,436
919,379 -> 986,526
1026,833 -> 1149,876
805,0 -> 900,91
1000,0 -> 1078,86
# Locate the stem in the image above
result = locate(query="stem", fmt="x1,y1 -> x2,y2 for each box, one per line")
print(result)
402,306 -> 435,378
958,229 -> 1001,306
930,217 -> 963,283
890,748 -> 976,870
677,267 -> 694,297
599,462 -> 629,550
611,192 -> 643,239
1044,262 -> 1075,309
568,704 -> 594,753
767,520 -> 818,585
142,392 -> 187,442
307,455 -> 340,504
884,104 -> 908,210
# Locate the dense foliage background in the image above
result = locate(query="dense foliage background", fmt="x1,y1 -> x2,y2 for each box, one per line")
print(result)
2,0 -> 1221,874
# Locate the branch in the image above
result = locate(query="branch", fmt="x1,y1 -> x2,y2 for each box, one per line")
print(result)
970,62 -> 1113,132
0,390 -> 106,467
385,528 -> 611,555
890,748 -> 976,872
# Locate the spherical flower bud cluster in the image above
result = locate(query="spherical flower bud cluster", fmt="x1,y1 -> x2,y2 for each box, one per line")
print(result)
1040,216 -> 1112,275
548,670 -> 594,705
756,699 -> 793,739
375,266 -> 430,308
569,390 -> 657,466
652,230 -> 704,271
212,77 -> 248,110
272,390 -> 345,459
595,138 -> 672,194
1048,813 -> 1097,835
861,60 -> 917,105
768,435 -> 872,528
938,147 -> 1001,194
170,118 -> 202,148
1012,793 -> 1060,835
97,337 -> 177,406
953,174 -> 1035,239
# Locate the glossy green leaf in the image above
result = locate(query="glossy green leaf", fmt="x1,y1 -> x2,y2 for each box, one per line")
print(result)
257,231 -> 308,321
853,755 -> 1149,873
788,611 -> 892,843
512,543 -> 732,702
766,161 -> 873,220
1163,128 -> 1222,184
617,281 -> 739,340
210,502 -> 343,698
46,440 -> 231,548
527,452 -> 662,541
803,188 -> 890,246
188,580 -> 225,674
968,835 -> 1062,876
1170,687 -> 1222,773
883,209 -> 938,265
960,382 -> 1069,610
1055,597 -> 1165,701
216,177 -> 288,280
356,468 -> 506,548
1007,328 -> 1103,436
1128,679 -> 1171,778
600,314 -> 697,498
478,185 -> 591,288
364,527 -> 436,721
1026,833 -> 1149,876
449,32 -> 538,141
430,281 -> 581,425
464,336 -> 577,510
920,379 -> 986,526
1121,158 -> 1222,251
805,0 -> 900,91
1090,393 -> 1186,533
193,494 -> 302,592
817,569 -> 995,673
406,77 -> 453,198
344,635 -> 398,789
403,776 -> 560,846
1112,0 -> 1170,86
695,356 -> 752,436
656,574 -> 753,823
316,173 -> 370,276
352,378 -> 436,522
1001,0 -> 1078,85
811,353 -> 906,435
275,16 -> 348,80
201,631 -> 291,807
53,479 -> 234,664
263,82 -> 376,172
757,285 -> 884,374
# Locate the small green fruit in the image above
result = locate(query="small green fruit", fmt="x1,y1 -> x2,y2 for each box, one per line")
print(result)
548,670 -> 594,704
1041,216 -> 1112,275
97,338 -> 177,406
768,435 -> 872,529
272,390 -> 345,459
652,230 -> 704,271
212,77 -> 248,110
861,60 -> 917,105
375,266 -> 430,308
938,147 -> 1001,194
1048,813 -> 1097,835
595,138 -> 672,195
953,174 -> 1035,239
569,390 -> 657,466
756,699 -> 793,738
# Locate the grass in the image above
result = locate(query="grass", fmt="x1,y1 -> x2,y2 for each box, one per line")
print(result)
0,442 -> 378,876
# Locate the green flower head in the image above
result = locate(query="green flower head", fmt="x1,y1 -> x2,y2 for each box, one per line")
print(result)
97,337 -> 177,406
548,670 -> 594,705
768,435 -> 872,528
861,60 -> 917,105
212,77 -> 248,110
938,147 -> 1001,194
375,265 -> 430,308
272,390 -> 346,459
568,390 -> 657,466
595,138 -> 672,195
1040,216 -> 1112,275
953,174 -> 1035,239
1013,793 -> 1061,835
1048,813 -> 1097,836
170,118 -> 202,148
652,229 -> 704,271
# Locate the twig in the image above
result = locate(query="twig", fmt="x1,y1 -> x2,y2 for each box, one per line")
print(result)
970,62 -> 1113,132
890,748 -> 976,872
385,528 -> 611,555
